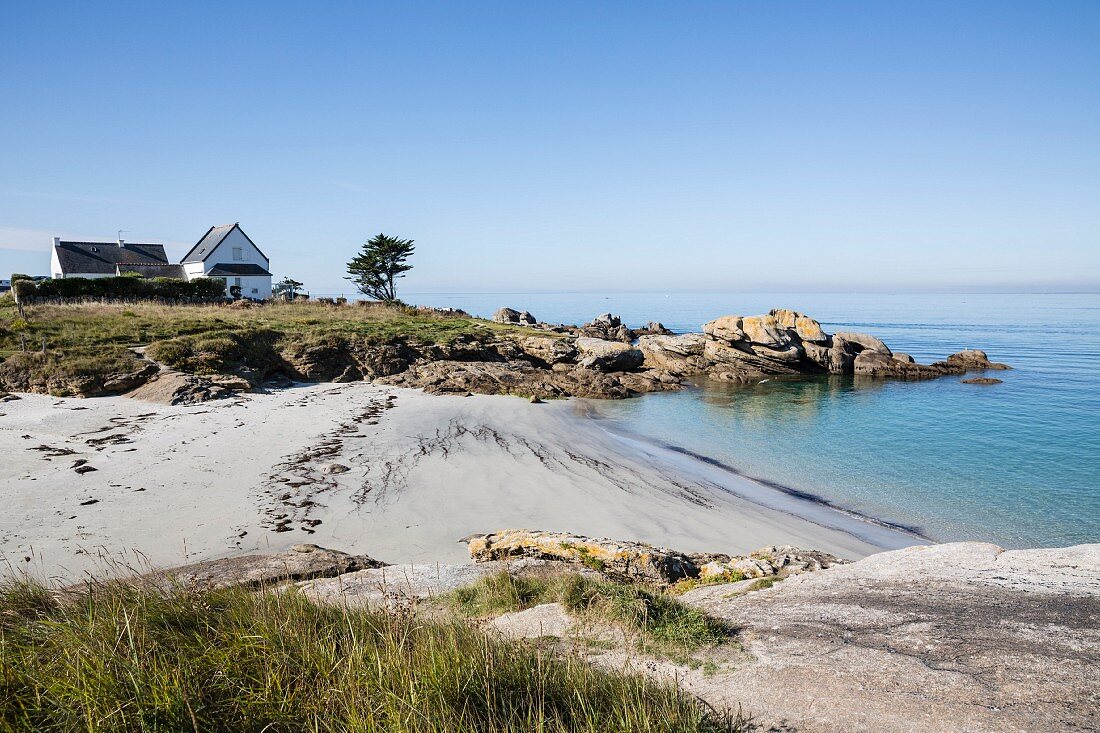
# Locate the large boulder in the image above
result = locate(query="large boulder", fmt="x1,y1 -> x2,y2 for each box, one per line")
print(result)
142,544 -> 384,590
702,315 -> 746,344
834,331 -> 892,356
944,349 -> 1012,371
854,351 -> 942,379
703,314 -> 791,348
803,337 -> 856,374
740,314 -> 791,347
589,313 -> 621,327
637,333 -> 708,374
126,372 -> 232,405
575,337 -> 644,372
492,307 -> 536,326
516,336 -> 578,366
770,309 -> 828,343
703,339 -> 801,377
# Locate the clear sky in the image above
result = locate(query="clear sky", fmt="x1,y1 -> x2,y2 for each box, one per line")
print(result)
1,1 -> 1097,294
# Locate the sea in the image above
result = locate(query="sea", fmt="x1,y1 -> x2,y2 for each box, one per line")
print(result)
406,291 -> 1100,549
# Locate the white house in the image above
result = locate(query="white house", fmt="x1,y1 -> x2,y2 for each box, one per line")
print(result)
179,223 -> 273,299
50,223 -> 273,299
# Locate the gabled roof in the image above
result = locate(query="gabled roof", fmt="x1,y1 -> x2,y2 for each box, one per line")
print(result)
116,263 -> 187,279
54,241 -> 169,275
205,263 -> 272,277
180,223 -> 269,264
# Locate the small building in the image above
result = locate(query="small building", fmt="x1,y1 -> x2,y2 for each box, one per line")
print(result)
180,223 -> 272,299
49,223 -> 273,299
51,238 -> 174,280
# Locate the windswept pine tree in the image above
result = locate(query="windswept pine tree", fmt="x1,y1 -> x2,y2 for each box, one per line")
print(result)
346,234 -> 415,302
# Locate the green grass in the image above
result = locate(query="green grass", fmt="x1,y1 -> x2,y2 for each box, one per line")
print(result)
0,300 -> 554,394
0,576 -> 742,733
668,571 -> 747,596
450,571 -> 732,655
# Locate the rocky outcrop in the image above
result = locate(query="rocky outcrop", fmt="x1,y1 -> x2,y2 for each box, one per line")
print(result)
467,529 -> 701,584
492,307 -> 536,326
636,333 -> 709,373
515,336 -> 577,366
577,313 -> 635,343
678,542 -> 1100,733
574,338 -> 645,372
962,376 -> 1003,385
696,546 -> 846,580
465,529 -> 842,586
137,544 -> 385,591
638,309 -> 1010,385
942,348 -> 1012,371
853,350 -> 944,379
376,360 -> 634,399
126,372 -> 235,405
833,331 -> 892,356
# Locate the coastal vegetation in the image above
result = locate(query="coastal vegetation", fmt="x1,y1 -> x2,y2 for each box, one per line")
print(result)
0,299 -> 544,397
11,274 -> 227,303
0,575 -> 741,732
346,233 -> 416,303
449,570 -> 731,655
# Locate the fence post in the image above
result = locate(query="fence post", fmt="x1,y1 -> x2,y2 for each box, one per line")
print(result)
20,334 -> 26,352
41,336 -> 47,354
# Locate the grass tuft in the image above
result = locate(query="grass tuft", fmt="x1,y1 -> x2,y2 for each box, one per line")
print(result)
0,576 -> 741,732
450,571 -> 732,654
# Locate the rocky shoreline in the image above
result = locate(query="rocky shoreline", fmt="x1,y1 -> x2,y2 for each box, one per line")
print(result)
107,531 -> 1100,733
0,305 -> 1010,403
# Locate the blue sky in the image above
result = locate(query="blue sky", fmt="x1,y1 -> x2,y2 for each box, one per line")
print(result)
1,1 -> 1097,294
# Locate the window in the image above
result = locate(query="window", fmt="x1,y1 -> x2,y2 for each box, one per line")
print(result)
232,247 -> 243,261
234,277 -> 242,286
251,288 -> 258,294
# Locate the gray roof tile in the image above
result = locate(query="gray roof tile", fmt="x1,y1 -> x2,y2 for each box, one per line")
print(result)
54,241 -> 169,275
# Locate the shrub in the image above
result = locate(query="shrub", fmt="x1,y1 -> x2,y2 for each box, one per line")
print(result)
14,276 -> 227,303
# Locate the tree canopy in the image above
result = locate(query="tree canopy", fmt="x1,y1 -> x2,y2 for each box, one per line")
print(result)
273,277 -> 305,300
345,234 -> 415,302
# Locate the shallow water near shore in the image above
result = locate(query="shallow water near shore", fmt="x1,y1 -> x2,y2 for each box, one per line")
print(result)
408,291 -> 1100,548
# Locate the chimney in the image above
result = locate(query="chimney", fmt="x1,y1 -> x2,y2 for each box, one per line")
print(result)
118,237 -> 125,248
52,236 -> 60,247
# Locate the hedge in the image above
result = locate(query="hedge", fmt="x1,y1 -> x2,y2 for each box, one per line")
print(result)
14,276 -> 228,303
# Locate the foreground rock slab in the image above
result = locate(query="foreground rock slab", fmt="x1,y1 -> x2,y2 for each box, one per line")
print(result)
678,542 -> 1100,733
140,544 -> 384,590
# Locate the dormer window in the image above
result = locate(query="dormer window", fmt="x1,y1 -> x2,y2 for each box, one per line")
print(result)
91,246 -> 99,252
232,247 -> 244,261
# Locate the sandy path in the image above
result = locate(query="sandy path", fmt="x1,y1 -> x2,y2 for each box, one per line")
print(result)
0,384 -> 917,581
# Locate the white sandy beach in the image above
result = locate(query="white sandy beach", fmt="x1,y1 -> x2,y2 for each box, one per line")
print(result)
0,383 -> 918,581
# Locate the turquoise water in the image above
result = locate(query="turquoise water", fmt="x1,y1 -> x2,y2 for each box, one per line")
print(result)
408,292 -> 1100,548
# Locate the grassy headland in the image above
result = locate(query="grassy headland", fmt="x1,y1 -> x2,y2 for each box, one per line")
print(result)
0,576 -> 740,732
0,298 -> 547,396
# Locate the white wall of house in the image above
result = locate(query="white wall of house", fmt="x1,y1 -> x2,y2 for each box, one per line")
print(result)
184,227 -> 272,298
228,275 -> 273,299
199,228 -> 269,271
183,262 -> 207,279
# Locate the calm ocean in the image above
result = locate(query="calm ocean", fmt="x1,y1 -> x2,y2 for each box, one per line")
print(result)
407,291 -> 1100,549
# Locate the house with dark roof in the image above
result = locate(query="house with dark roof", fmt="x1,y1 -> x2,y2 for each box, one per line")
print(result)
180,223 -> 272,299
49,223 -> 273,299
50,238 -> 176,280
